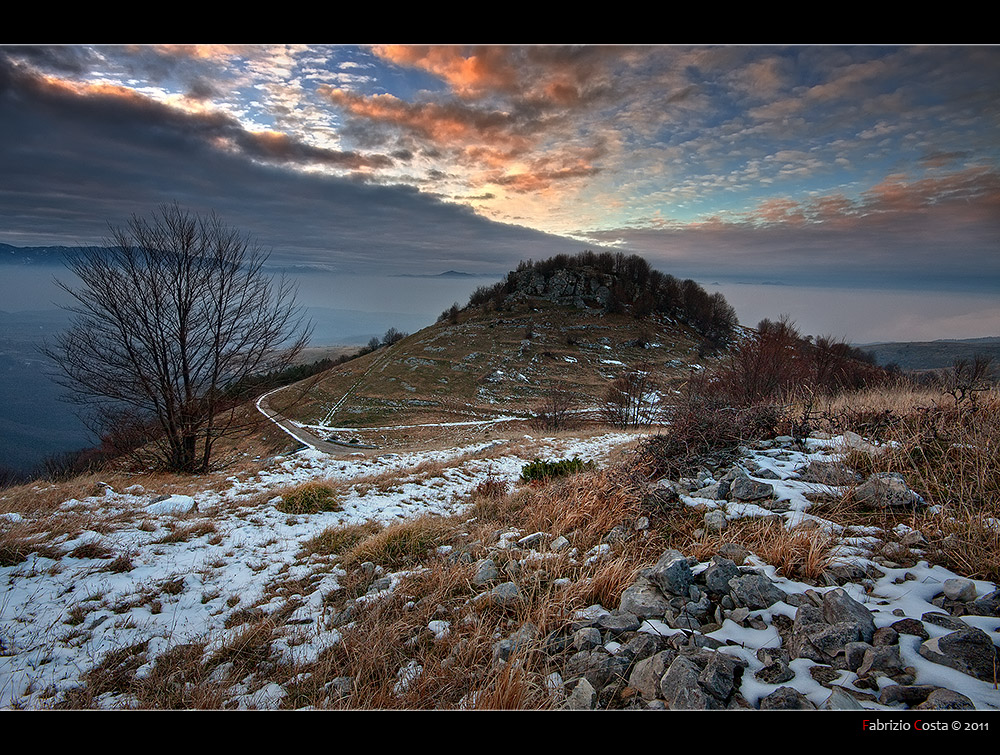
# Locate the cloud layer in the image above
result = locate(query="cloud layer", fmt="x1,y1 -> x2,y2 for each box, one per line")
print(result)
1,44 -> 997,292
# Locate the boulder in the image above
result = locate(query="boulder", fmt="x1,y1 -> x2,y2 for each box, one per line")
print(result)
918,628 -> 999,682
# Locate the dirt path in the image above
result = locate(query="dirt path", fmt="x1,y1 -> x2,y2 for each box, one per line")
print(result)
255,389 -> 376,457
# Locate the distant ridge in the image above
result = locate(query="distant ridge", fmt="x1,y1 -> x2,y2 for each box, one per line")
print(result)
858,337 -> 1000,372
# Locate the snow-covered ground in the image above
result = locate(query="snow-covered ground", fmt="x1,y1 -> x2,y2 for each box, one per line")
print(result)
1,430 -> 997,710
0,430 -> 644,709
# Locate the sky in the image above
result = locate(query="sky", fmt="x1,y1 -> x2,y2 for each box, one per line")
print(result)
1,44 -> 998,340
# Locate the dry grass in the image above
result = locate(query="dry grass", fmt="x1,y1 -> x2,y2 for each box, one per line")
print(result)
824,386 -> 1000,581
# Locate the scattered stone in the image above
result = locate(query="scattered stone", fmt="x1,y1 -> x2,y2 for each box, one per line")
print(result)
660,656 -> 717,710
915,688 -> 976,710
487,582 -> 522,608
572,627 -> 603,651
942,578 -> 978,603
703,509 -> 728,534
620,573 -> 672,618
730,476 -> 775,502
650,549 -> 693,597
472,559 -> 499,586
918,628 -> 999,682
821,686 -> 865,710
850,472 -> 924,508
597,610 -> 641,636
878,684 -> 938,706
729,573 -> 787,610
564,678 -> 597,710
890,618 -> 930,639
759,686 -> 816,710
628,650 -> 674,701
921,612 -> 968,631
549,536 -> 570,553
517,532 -> 546,549
822,588 -> 876,643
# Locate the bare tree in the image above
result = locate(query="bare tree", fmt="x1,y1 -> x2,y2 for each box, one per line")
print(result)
44,204 -> 311,473
531,381 -> 579,431
602,368 -> 661,427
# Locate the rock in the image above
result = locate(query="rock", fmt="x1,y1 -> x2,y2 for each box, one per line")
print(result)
628,650 -> 673,701
918,628 -> 999,682
857,645 -> 906,679
472,559 -> 499,586
620,573 -> 672,618
549,536 -> 570,553
890,618 -> 929,639
717,543 -> 750,564
878,684 -> 939,706
492,623 -> 539,663
755,659 -> 795,684
660,656 -> 717,710
942,578 -> 978,602
697,650 -> 744,703
822,588 -> 876,643
728,573 -> 786,610
850,472 -> 924,508
969,589 -> 1000,617
730,476 -> 774,502
516,532 -> 546,549
596,610 -> 641,636
703,509 -> 728,534
821,686 -> 865,710
914,688 -> 976,710
572,627 -> 603,651
650,549 -> 693,597
703,556 -> 740,595
564,678 -> 597,710
487,582 -> 522,608
759,686 -> 816,710
795,461 -> 862,486
921,612 -> 968,631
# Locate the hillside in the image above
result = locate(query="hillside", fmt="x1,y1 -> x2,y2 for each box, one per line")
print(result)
267,254 -> 732,450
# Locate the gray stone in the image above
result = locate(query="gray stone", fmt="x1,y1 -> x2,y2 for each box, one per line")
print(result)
516,532 -> 546,549
730,476 -> 775,502
918,628 -> 999,682
890,618 -> 929,639
851,472 -> 924,508
857,645 -> 906,679
969,589 -> 1000,617
698,650 -> 744,702
564,678 -> 597,710
572,627 -> 603,651
660,656 -> 718,710
472,559 -> 499,586
796,461 -> 862,486
755,659 -> 795,684
844,642 -> 872,671
703,557 -> 740,595
703,509 -> 728,533
549,535 -> 570,553
729,572 -> 787,609
597,610 -> 641,636
914,688 -> 976,710
650,549 -> 693,597
620,574 -> 671,618
942,578 -> 978,602
822,588 -> 876,643
759,686 -> 816,710
628,650 -> 673,701
488,581 -> 522,608
821,686 -> 865,710
921,612 -> 968,631
877,684 -> 938,706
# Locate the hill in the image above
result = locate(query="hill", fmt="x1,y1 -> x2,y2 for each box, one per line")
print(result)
859,337 -> 1000,372
266,253 -> 736,449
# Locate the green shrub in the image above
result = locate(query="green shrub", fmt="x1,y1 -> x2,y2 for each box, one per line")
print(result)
520,456 -> 595,484
277,482 -> 342,514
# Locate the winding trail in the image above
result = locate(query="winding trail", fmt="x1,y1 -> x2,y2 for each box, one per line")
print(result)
255,387 -> 375,457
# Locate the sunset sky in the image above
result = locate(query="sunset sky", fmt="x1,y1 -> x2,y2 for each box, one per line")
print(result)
1,44 -> 997,339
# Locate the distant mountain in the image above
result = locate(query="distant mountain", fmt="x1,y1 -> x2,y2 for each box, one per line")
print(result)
858,337 -> 1000,372
0,243 -> 101,265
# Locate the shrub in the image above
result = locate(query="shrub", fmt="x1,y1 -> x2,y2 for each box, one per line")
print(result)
520,457 -> 595,484
277,482 -> 342,514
